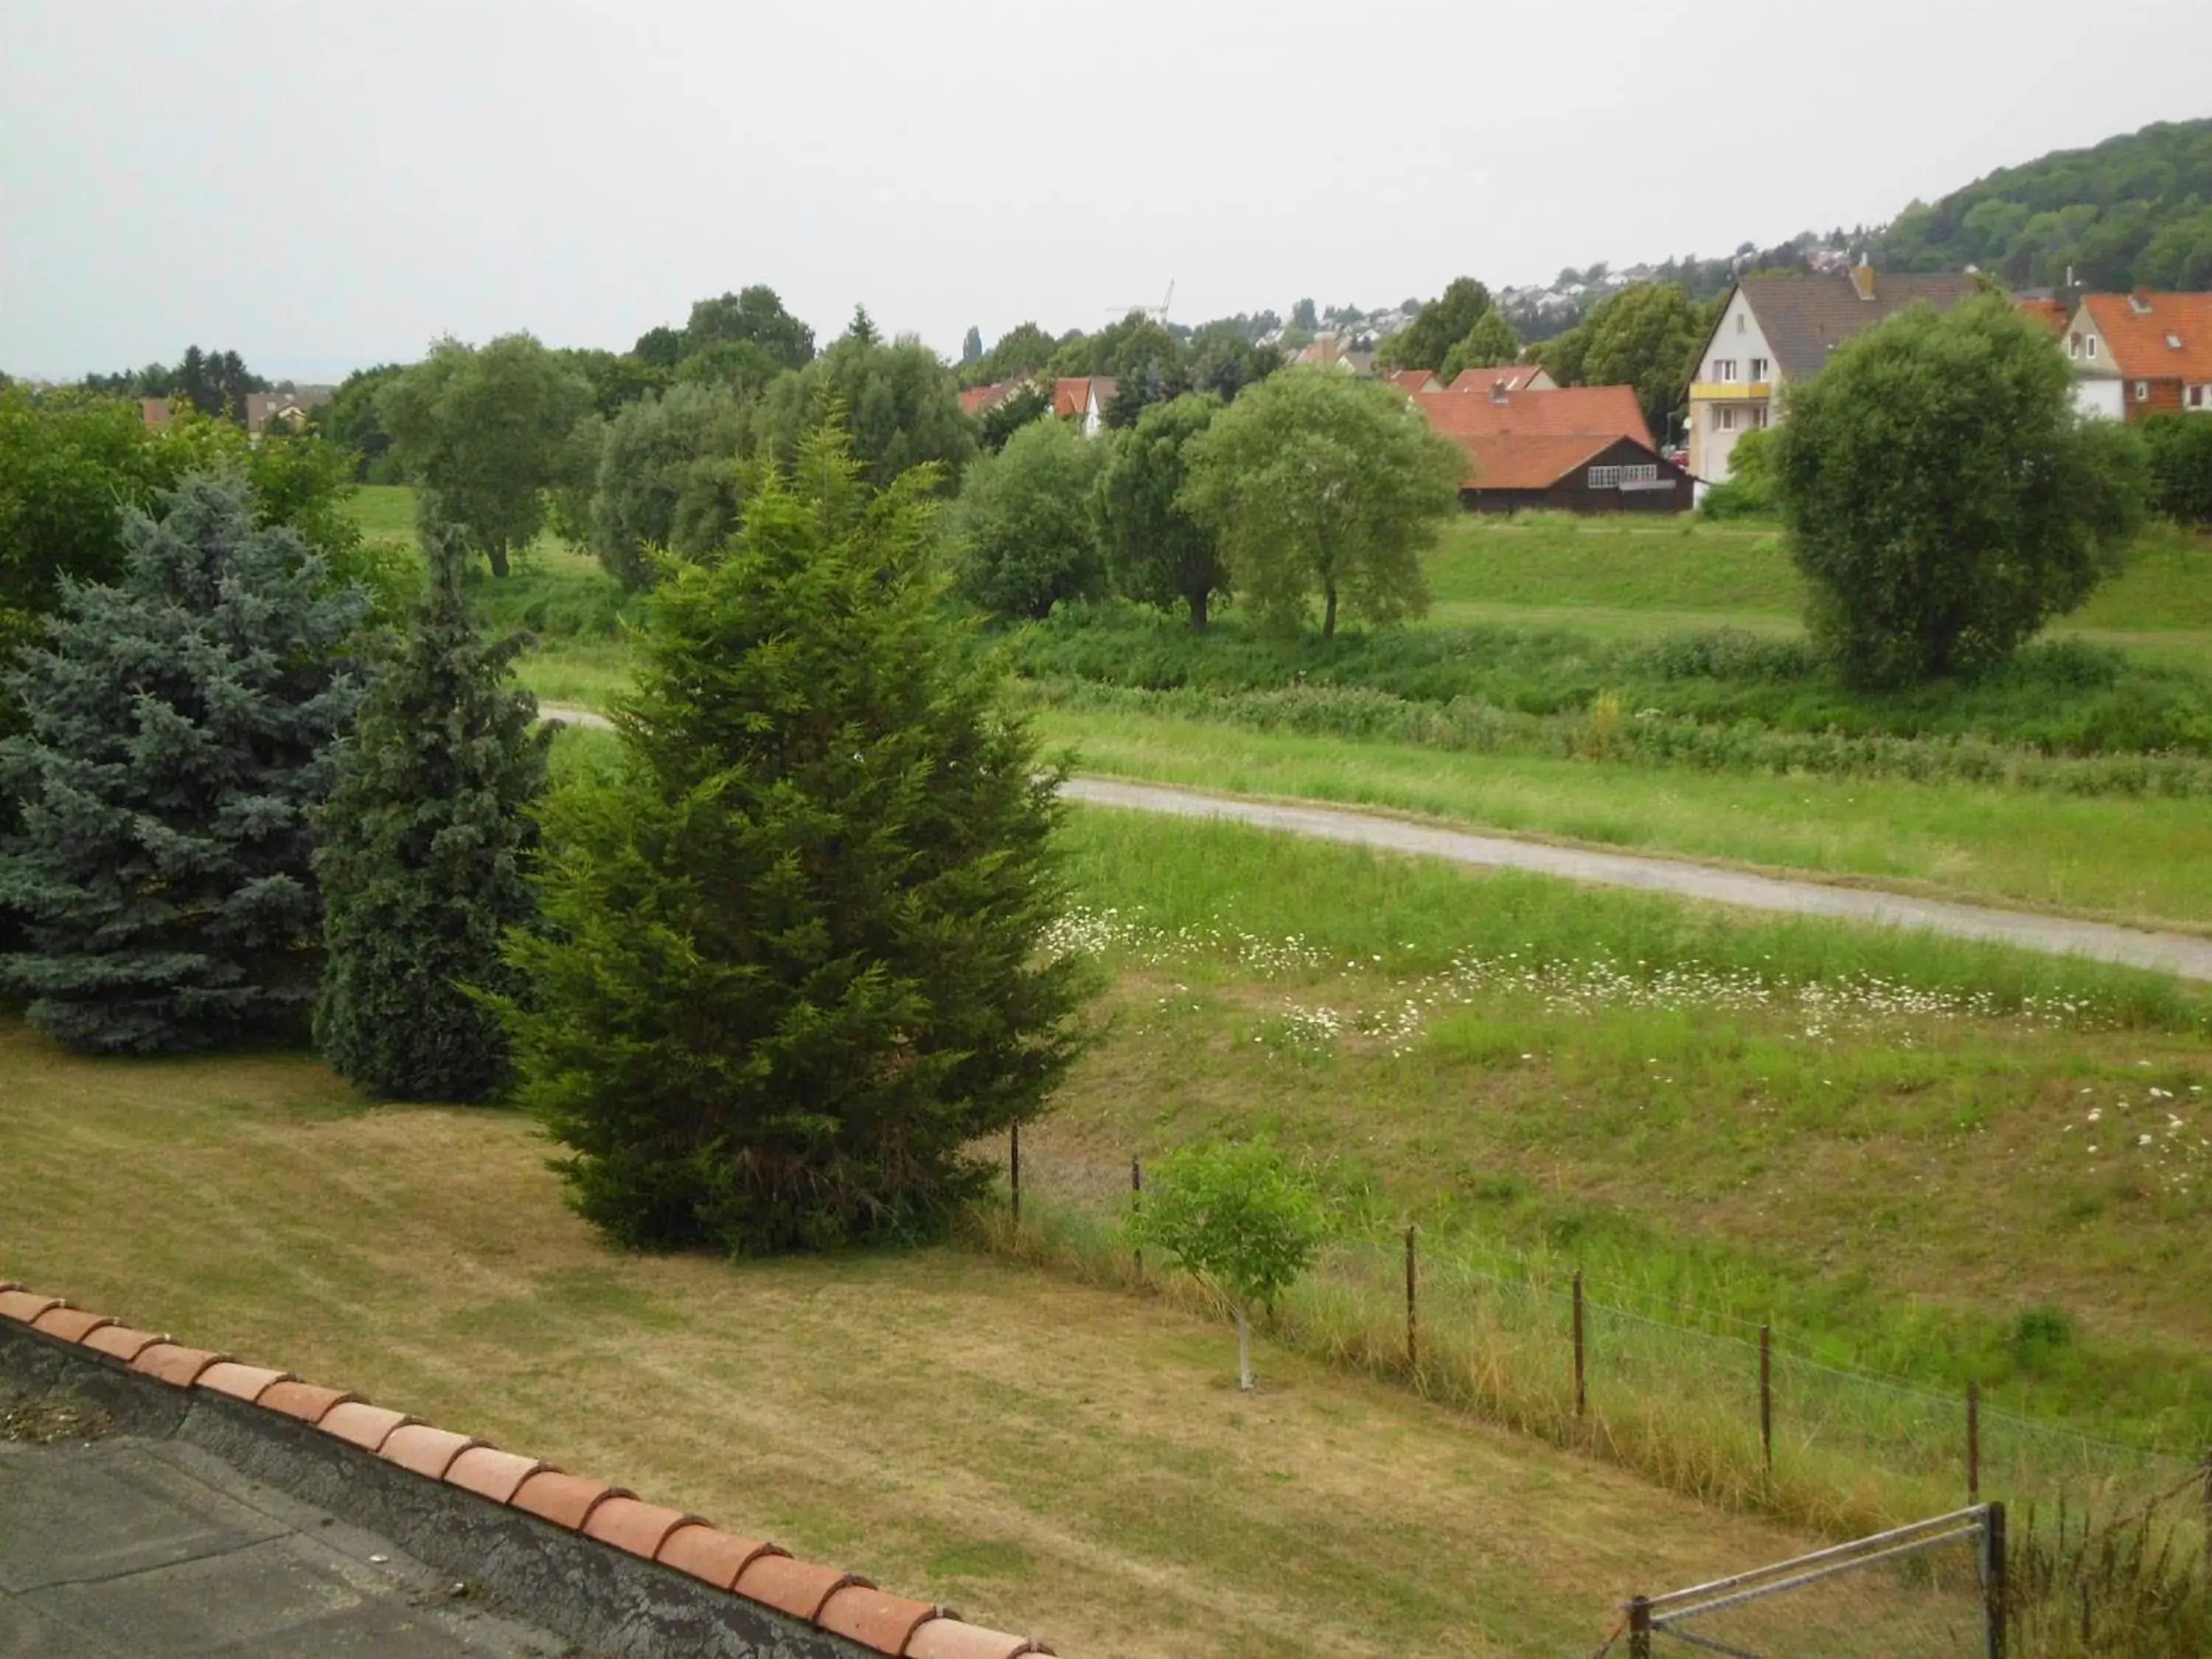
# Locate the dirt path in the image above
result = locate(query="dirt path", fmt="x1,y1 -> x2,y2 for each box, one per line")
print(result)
536,705 -> 2212,983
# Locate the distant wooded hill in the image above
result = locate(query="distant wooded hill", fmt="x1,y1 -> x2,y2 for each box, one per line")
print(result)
1872,119 -> 2212,291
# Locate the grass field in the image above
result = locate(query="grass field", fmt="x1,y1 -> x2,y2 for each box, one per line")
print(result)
1031,708 -> 2212,931
1045,811 -> 2212,1436
0,1019 -> 1842,1658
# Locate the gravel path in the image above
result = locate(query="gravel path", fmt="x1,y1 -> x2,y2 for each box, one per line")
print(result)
535,705 -> 2212,982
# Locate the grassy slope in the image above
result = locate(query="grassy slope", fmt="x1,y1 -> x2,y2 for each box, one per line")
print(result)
1051,811 -> 2212,1442
0,1020 -> 1833,1659
1033,709 -> 2212,930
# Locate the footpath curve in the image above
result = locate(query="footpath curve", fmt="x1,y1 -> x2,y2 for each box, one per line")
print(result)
536,706 -> 2212,984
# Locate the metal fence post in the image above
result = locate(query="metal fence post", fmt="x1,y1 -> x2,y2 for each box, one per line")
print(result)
1759,1323 -> 1773,1478
1573,1270 -> 1587,1419
1967,1380 -> 1980,1506
1405,1225 -> 1418,1372
1009,1122 -> 1020,1226
1130,1155 -> 1143,1277
1627,1594 -> 1652,1659
1981,1500 -> 2007,1659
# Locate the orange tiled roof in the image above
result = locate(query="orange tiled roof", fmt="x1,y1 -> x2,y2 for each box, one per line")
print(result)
2079,292 -> 2212,383
2014,298 -> 2068,336
1414,384 -> 1653,449
1385,369 -> 1441,394
1441,365 -> 1547,394
1051,377 -> 1118,419
1449,431 -> 1620,490
0,1281 -> 1054,1659
959,383 -> 1006,415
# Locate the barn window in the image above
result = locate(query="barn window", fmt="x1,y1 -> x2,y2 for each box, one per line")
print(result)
1620,464 -> 1658,485
2136,381 -> 2150,403
1587,465 -> 1621,489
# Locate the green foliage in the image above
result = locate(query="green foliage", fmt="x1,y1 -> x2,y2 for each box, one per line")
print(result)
1178,370 -> 1462,640
83,344 -> 266,422
1874,118 -> 2212,290
1774,296 -> 2149,686
1377,277 -> 1492,372
1542,282 -> 1711,439
749,336 -> 978,493
682,285 -> 816,372
978,381 -> 1052,453
1096,394 -> 1227,630
0,474 -> 369,1053
964,321 -> 1057,389
1437,308 -> 1521,385
947,415 -> 1106,620
315,364 -> 407,481
380,334 -> 594,577
1696,426 -> 1776,520
557,347 -> 669,418
498,425 -> 1088,1254
1185,321 -> 1283,403
2140,413 -> 2212,526
1129,1139 -> 1328,1386
314,530 -> 549,1101
960,324 -> 984,366
589,383 -> 751,590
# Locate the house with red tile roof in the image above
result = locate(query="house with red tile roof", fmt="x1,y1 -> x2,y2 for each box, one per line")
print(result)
1411,386 -> 1690,513
1441,364 -> 1557,394
2062,292 -> 2212,420
1050,378 -> 1116,437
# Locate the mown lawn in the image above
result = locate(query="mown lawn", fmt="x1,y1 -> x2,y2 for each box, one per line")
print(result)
0,1019 -> 1837,1659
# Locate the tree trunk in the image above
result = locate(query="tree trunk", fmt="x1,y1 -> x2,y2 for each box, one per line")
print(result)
1188,588 -> 1209,633
1235,1304 -> 1254,1391
486,540 -> 509,580
1321,581 -> 1338,641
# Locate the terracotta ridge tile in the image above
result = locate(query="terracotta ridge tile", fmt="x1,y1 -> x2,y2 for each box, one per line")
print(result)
318,1400 -> 417,1453
654,1524 -> 787,1590
0,1290 -> 63,1325
80,1324 -> 166,1364
32,1307 -> 116,1344
256,1380 -> 356,1425
444,1446 -> 555,1506
735,1554 -> 872,1623
130,1343 -> 229,1388
817,1585 -> 944,1655
195,1361 -> 298,1404
380,1423 -> 487,1481
904,1621 -> 1054,1659
509,1470 -> 632,1532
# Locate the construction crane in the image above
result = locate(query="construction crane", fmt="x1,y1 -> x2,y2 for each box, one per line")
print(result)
1104,281 -> 1175,325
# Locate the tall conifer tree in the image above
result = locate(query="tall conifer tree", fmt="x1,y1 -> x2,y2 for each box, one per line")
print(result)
0,473 -> 367,1053
314,529 -> 548,1100
498,425 -> 1088,1254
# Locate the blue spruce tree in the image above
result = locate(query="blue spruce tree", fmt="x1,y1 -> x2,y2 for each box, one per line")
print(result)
0,473 -> 367,1052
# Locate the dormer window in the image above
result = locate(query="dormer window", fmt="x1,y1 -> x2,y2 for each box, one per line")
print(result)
2167,334 -> 2184,350
2129,296 -> 2152,315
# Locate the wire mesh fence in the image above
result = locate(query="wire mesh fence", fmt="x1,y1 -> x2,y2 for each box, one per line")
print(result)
1001,1131 -> 2212,1568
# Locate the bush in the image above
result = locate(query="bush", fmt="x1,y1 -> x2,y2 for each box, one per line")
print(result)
946,415 -> 1107,620
1773,296 -> 2148,687
498,426 -> 1090,1254
2140,412 -> 2212,526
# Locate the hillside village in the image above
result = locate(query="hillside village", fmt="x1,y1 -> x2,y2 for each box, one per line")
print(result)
5,64 -> 2212,1659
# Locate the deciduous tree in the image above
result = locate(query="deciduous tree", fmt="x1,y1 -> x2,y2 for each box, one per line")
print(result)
1773,296 -> 2148,687
1179,371 -> 1462,640
0,474 -> 368,1053
1098,394 -> 1228,630
498,425 -> 1087,1254
1128,1141 -> 1328,1391
683,285 -> 815,372
947,414 -> 1105,620
314,529 -> 548,1101
590,383 -> 751,589
1376,277 -> 1492,371
1437,308 -> 1523,385
749,334 -> 977,493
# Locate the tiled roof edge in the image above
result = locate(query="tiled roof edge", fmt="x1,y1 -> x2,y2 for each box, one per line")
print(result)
0,1284 -> 1054,1659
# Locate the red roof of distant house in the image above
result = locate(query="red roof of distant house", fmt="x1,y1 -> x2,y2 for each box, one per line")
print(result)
1051,378 -> 1116,419
2079,292 -> 2212,383
1450,432 -> 1624,490
2014,298 -> 2068,336
1442,365 -> 1549,394
1385,369 -> 1441,394
959,383 -> 1006,416
1414,384 -> 1654,450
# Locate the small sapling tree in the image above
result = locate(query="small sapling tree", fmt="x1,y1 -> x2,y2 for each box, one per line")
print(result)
1129,1141 -> 1329,1391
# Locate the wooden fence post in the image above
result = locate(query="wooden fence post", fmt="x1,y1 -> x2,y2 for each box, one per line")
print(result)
1982,1500 -> 2007,1659
1759,1323 -> 1773,1478
1967,1380 -> 1981,1506
1573,1270 -> 1587,1419
1131,1155 -> 1143,1277
1627,1594 -> 1652,1659
1404,1225 -> 1418,1372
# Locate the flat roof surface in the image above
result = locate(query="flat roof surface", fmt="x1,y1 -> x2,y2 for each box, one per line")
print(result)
0,1420 -> 577,1658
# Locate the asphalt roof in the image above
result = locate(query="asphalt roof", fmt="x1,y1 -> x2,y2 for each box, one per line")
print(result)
1735,271 -> 1983,381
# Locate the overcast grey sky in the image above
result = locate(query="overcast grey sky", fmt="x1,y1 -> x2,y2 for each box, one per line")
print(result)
3,1 -> 2207,381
